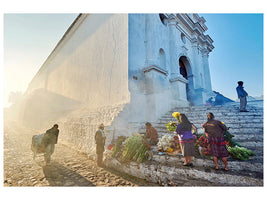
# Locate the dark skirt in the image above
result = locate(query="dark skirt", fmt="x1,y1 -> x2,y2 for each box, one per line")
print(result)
180,139 -> 195,156
208,136 -> 229,158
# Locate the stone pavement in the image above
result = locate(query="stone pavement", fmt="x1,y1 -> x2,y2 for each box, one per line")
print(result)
3,121 -> 159,187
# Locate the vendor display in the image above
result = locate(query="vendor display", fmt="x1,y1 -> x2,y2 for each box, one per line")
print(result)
110,133 -> 150,164
163,111 -> 256,161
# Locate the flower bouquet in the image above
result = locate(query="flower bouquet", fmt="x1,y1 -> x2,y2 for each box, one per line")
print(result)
172,112 -> 180,122
197,135 -> 211,156
157,134 -> 174,152
165,121 -> 177,133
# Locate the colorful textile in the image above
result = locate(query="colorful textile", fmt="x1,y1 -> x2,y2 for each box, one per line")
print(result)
175,123 -> 194,143
203,119 -> 227,137
180,141 -> 195,156
176,123 -> 195,156
208,136 -> 229,158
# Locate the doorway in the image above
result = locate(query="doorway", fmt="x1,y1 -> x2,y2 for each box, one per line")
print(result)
179,56 -> 194,104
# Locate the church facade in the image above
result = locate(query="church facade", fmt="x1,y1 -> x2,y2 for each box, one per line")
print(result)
128,14 -> 214,124
14,14 -> 214,153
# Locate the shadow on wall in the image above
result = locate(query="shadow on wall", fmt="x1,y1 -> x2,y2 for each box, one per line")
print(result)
5,88 -> 81,130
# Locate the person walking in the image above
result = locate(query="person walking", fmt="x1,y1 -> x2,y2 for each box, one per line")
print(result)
175,114 -> 197,166
203,113 -> 229,171
95,123 -> 106,167
236,81 -> 249,112
144,122 -> 159,145
42,124 -> 59,165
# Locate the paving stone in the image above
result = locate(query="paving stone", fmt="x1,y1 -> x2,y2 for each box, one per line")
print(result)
3,121 -> 155,187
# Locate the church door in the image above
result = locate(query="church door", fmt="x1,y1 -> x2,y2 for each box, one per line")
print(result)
179,56 -> 194,104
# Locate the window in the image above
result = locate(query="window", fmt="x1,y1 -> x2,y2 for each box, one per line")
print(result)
159,14 -> 167,26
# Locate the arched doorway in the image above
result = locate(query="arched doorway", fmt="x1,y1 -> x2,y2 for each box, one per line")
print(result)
179,56 -> 194,104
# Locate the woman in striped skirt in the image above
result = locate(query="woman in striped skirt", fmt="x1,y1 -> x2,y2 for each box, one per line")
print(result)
175,114 -> 197,166
203,112 -> 229,171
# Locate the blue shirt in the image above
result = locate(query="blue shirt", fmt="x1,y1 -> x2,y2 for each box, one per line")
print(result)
236,85 -> 248,98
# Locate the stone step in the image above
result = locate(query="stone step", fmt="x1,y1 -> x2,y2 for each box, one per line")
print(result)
168,110 -> 263,115
105,155 -> 263,186
172,105 -> 263,111
168,108 -> 263,113
156,121 -> 264,128
161,114 -> 263,120
159,118 -> 263,125
154,125 -> 263,134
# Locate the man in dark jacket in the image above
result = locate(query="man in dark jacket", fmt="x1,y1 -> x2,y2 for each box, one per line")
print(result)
236,81 -> 248,112
95,124 -> 106,167
42,124 -> 59,165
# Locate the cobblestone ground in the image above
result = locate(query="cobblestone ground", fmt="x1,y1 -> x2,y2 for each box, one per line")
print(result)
3,122 -> 159,187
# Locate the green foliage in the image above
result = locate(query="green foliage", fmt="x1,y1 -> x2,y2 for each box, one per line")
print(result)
226,145 -> 256,160
120,135 -> 149,163
224,128 -> 242,147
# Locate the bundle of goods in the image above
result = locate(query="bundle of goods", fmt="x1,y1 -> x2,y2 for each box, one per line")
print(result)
111,134 -> 150,163
222,123 -> 256,160
226,145 -> 256,161
120,134 -> 150,163
111,136 -> 126,158
31,133 -> 46,159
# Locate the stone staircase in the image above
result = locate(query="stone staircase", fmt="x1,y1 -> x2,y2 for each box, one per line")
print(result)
154,103 -> 264,159
106,103 -> 264,186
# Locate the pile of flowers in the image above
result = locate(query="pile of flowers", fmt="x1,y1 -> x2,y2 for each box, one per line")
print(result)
157,133 -> 181,153
157,134 -> 174,151
197,135 -> 211,156
172,112 -> 180,122
165,112 -> 180,133
165,121 -> 177,133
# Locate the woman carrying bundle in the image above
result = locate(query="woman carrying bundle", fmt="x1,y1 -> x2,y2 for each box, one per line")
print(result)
203,112 -> 228,171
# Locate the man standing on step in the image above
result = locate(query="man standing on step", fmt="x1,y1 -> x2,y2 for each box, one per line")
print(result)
236,81 -> 249,112
95,124 -> 106,167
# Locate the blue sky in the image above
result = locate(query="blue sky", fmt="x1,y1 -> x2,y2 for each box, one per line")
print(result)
4,14 -> 79,107
201,14 -> 263,100
3,13 -> 264,107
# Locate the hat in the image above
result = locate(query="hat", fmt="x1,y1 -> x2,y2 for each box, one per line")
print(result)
98,123 -> 104,129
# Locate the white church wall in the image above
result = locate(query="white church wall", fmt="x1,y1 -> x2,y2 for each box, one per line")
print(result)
126,14 -> 173,126
28,14 -> 130,108
13,13 -> 214,153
